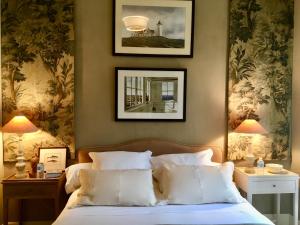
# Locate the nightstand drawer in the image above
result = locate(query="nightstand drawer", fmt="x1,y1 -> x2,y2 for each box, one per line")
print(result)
249,180 -> 296,194
5,183 -> 57,198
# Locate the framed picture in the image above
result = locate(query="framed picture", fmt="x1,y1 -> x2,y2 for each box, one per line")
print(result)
115,67 -> 187,121
113,0 -> 195,57
39,147 -> 67,173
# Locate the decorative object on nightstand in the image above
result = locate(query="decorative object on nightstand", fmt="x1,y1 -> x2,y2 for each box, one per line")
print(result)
2,115 -> 39,179
234,119 -> 267,174
29,153 -> 39,178
39,147 -> 67,174
265,163 -> 284,174
234,167 -> 299,225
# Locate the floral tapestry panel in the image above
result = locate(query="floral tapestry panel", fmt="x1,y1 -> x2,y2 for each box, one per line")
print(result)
1,0 -> 75,161
227,0 -> 293,160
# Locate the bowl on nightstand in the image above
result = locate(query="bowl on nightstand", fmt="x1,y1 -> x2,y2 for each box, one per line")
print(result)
265,163 -> 283,173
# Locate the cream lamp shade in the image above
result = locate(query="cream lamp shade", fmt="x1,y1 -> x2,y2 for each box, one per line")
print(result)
122,16 -> 149,31
2,115 -> 38,179
2,115 -> 38,134
234,119 -> 267,134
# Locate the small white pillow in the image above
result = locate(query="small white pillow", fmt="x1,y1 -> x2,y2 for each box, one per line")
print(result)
161,162 -> 244,204
89,150 -> 152,170
65,163 -> 92,194
71,169 -> 157,207
151,149 -> 214,189
151,149 -> 213,170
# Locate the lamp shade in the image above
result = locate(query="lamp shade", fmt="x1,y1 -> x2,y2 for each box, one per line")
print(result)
2,115 -> 38,134
234,119 -> 267,134
122,16 -> 149,31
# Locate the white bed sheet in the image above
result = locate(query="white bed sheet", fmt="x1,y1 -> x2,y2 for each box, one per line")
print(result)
53,190 -> 274,225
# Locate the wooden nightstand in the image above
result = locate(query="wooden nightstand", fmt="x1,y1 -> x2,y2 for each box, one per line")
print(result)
2,173 -> 67,225
234,167 -> 299,225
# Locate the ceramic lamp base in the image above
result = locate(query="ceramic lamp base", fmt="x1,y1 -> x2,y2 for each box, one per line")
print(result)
15,155 -> 27,179
15,173 -> 27,179
245,152 -> 256,174
15,135 -> 27,179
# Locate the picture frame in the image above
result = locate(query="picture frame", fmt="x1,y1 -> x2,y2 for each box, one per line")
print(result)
115,67 -> 187,121
113,0 -> 195,57
39,147 -> 67,173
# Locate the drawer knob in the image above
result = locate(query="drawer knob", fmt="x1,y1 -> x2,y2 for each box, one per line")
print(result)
273,184 -> 276,187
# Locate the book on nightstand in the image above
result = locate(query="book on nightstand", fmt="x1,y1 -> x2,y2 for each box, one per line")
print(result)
45,170 -> 63,178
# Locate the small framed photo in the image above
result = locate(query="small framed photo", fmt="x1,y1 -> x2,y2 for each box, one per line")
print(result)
113,0 -> 195,57
39,147 -> 67,173
115,67 -> 187,121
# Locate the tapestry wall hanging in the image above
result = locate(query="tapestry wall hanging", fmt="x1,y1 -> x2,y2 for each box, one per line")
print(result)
1,0 -> 75,161
227,0 -> 294,161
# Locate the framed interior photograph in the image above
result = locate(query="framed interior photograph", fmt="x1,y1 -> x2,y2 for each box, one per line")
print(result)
115,67 -> 187,121
113,0 -> 195,57
39,147 -> 67,173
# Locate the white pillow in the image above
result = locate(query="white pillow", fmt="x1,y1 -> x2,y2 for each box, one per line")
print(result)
151,149 -> 214,189
89,150 -> 152,170
151,149 -> 213,170
160,162 -> 244,204
65,163 -> 92,194
71,169 -> 156,207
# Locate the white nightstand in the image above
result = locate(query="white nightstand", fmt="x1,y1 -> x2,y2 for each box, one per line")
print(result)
234,167 -> 299,225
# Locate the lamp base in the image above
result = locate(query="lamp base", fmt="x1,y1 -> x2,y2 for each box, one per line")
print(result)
15,173 -> 27,179
15,155 -> 27,179
245,152 -> 256,174
15,135 -> 27,179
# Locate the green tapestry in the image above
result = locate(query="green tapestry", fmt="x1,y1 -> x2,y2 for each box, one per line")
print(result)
227,0 -> 293,160
1,0 -> 75,161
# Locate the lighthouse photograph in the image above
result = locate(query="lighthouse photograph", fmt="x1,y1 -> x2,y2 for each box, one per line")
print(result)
121,5 -> 186,48
114,0 -> 194,56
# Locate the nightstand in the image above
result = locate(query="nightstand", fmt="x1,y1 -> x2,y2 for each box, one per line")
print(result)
234,167 -> 299,225
2,173 -> 67,225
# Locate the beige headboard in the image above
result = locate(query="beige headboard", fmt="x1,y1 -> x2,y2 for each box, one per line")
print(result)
77,139 -> 223,163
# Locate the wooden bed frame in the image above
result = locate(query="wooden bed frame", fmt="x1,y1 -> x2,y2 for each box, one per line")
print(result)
77,139 -> 223,163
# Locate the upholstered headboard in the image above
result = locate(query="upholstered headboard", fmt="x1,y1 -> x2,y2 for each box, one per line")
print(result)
77,139 -> 223,163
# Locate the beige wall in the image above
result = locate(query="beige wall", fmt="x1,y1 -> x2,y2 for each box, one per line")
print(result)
75,0 -> 228,149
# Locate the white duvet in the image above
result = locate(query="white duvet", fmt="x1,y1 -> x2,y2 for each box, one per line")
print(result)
53,190 -> 274,225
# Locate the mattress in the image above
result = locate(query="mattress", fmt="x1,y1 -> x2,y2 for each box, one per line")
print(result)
53,191 -> 274,225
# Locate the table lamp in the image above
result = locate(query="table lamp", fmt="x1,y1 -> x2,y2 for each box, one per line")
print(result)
2,115 -> 39,178
234,119 -> 267,173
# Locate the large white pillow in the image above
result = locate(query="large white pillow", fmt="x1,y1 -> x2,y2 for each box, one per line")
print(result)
65,163 -> 92,194
89,150 -> 152,170
71,169 -> 156,207
160,162 -> 244,204
151,149 -> 214,170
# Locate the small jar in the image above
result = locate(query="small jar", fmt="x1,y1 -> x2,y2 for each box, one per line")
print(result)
36,163 -> 44,178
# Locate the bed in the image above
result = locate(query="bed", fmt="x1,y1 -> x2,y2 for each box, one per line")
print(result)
53,139 -> 274,225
